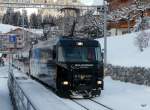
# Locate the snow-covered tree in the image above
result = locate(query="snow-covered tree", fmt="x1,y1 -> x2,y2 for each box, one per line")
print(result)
30,13 -> 38,28
13,11 -> 21,26
22,10 -> 29,28
2,8 -> 12,24
36,14 -> 42,28
135,31 -> 150,52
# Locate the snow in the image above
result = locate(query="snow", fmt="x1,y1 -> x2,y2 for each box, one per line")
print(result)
0,24 -> 18,34
82,0 -> 103,5
0,65 -> 150,110
0,66 -> 13,110
94,77 -> 150,110
97,30 -> 150,67
16,79 -> 85,110
13,68 -> 150,110
27,28 -> 43,36
0,23 -> 43,36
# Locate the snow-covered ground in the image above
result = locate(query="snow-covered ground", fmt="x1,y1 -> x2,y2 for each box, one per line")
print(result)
97,30 -> 150,67
98,77 -> 150,110
1,65 -> 150,110
0,66 -> 13,110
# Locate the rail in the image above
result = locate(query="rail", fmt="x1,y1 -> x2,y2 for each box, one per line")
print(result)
8,71 -> 39,110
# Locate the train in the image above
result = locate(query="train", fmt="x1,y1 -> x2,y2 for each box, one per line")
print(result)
14,36 -> 104,98
30,36 -> 104,98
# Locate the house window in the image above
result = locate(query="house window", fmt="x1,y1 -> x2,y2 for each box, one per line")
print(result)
121,0 -> 128,3
18,43 -> 22,45
72,0 -> 77,2
122,30 -> 128,34
18,38 -> 22,40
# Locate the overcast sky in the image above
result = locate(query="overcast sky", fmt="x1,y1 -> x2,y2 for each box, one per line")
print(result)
81,0 -> 103,5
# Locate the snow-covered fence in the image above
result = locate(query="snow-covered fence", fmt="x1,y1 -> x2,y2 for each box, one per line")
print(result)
105,64 -> 150,86
8,71 -> 38,110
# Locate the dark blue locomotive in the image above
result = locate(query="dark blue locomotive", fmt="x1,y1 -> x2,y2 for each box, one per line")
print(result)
30,36 -> 104,98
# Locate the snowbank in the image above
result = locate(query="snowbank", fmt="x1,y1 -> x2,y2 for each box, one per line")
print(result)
97,77 -> 150,110
97,30 -> 150,68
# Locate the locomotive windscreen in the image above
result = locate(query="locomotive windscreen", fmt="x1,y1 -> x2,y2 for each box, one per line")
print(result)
58,47 -> 102,62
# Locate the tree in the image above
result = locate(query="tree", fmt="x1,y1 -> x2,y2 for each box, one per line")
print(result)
9,10 -> 15,25
17,14 -> 22,26
36,14 -> 42,28
2,14 -> 9,24
135,31 -> 150,52
30,13 -> 38,28
2,8 -> 27,27
22,10 -> 29,28
2,8 -> 12,24
13,11 -> 21,26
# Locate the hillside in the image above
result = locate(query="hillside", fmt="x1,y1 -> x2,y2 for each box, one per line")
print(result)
97,30 -> 150,68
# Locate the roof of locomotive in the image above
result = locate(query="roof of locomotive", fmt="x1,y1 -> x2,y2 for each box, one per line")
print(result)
57,36 -> 100,47
33,36 -> 100,49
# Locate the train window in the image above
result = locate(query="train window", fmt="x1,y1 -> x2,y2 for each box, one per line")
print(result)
58,47 -> 65,62
58,47 -> 102,62
95,47 -> 103,61
33,49 -> 40,59
40,49 -> 52,63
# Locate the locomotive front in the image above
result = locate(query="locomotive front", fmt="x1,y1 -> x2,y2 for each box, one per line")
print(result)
56,38 -> 104,98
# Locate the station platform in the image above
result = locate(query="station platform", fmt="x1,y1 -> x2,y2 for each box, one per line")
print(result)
9,67 -> 83,110
0,66 -> 13,110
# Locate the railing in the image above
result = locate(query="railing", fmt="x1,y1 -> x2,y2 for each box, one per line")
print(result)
8,71 -> 39,110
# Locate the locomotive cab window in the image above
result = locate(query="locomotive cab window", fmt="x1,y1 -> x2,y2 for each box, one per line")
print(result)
58,46 -> 102,62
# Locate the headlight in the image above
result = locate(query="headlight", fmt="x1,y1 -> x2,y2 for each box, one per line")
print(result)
77,42 -> 83,46
97,81 -> 102,85
63,81 -> 69,85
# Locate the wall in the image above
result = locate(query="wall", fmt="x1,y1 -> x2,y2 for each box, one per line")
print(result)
105,64 -> 150,86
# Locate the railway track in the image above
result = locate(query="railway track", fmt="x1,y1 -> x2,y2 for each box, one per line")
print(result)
72,99 -> 89,110
89,99 -> 114,110
72,99 -> 114,110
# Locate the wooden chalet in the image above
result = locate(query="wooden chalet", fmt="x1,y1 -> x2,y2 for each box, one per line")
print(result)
107,0 -> 150,36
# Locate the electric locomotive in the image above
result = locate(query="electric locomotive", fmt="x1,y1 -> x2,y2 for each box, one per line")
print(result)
29,36 -> 104,98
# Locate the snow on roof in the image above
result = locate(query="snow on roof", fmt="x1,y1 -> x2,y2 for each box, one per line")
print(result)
0,24 -> 43,36
82,0 -> 103,6
27,29 -> 43,36
97,29 -> 150,68
92,0 -> 104,5
0,24 -> 19,34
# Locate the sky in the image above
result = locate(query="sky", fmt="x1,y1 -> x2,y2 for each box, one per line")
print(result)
14,0 -> 104,16
81,0 -> 103,5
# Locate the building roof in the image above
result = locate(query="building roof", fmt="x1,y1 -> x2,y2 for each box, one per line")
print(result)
0,24 -> 18,34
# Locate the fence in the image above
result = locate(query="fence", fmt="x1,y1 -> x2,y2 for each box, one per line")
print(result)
8,70 -> 39,110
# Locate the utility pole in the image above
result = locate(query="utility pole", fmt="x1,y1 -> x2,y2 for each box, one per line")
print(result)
103,0 -> 107,67
127,15 -> 130,33
22,8 -> 25,73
